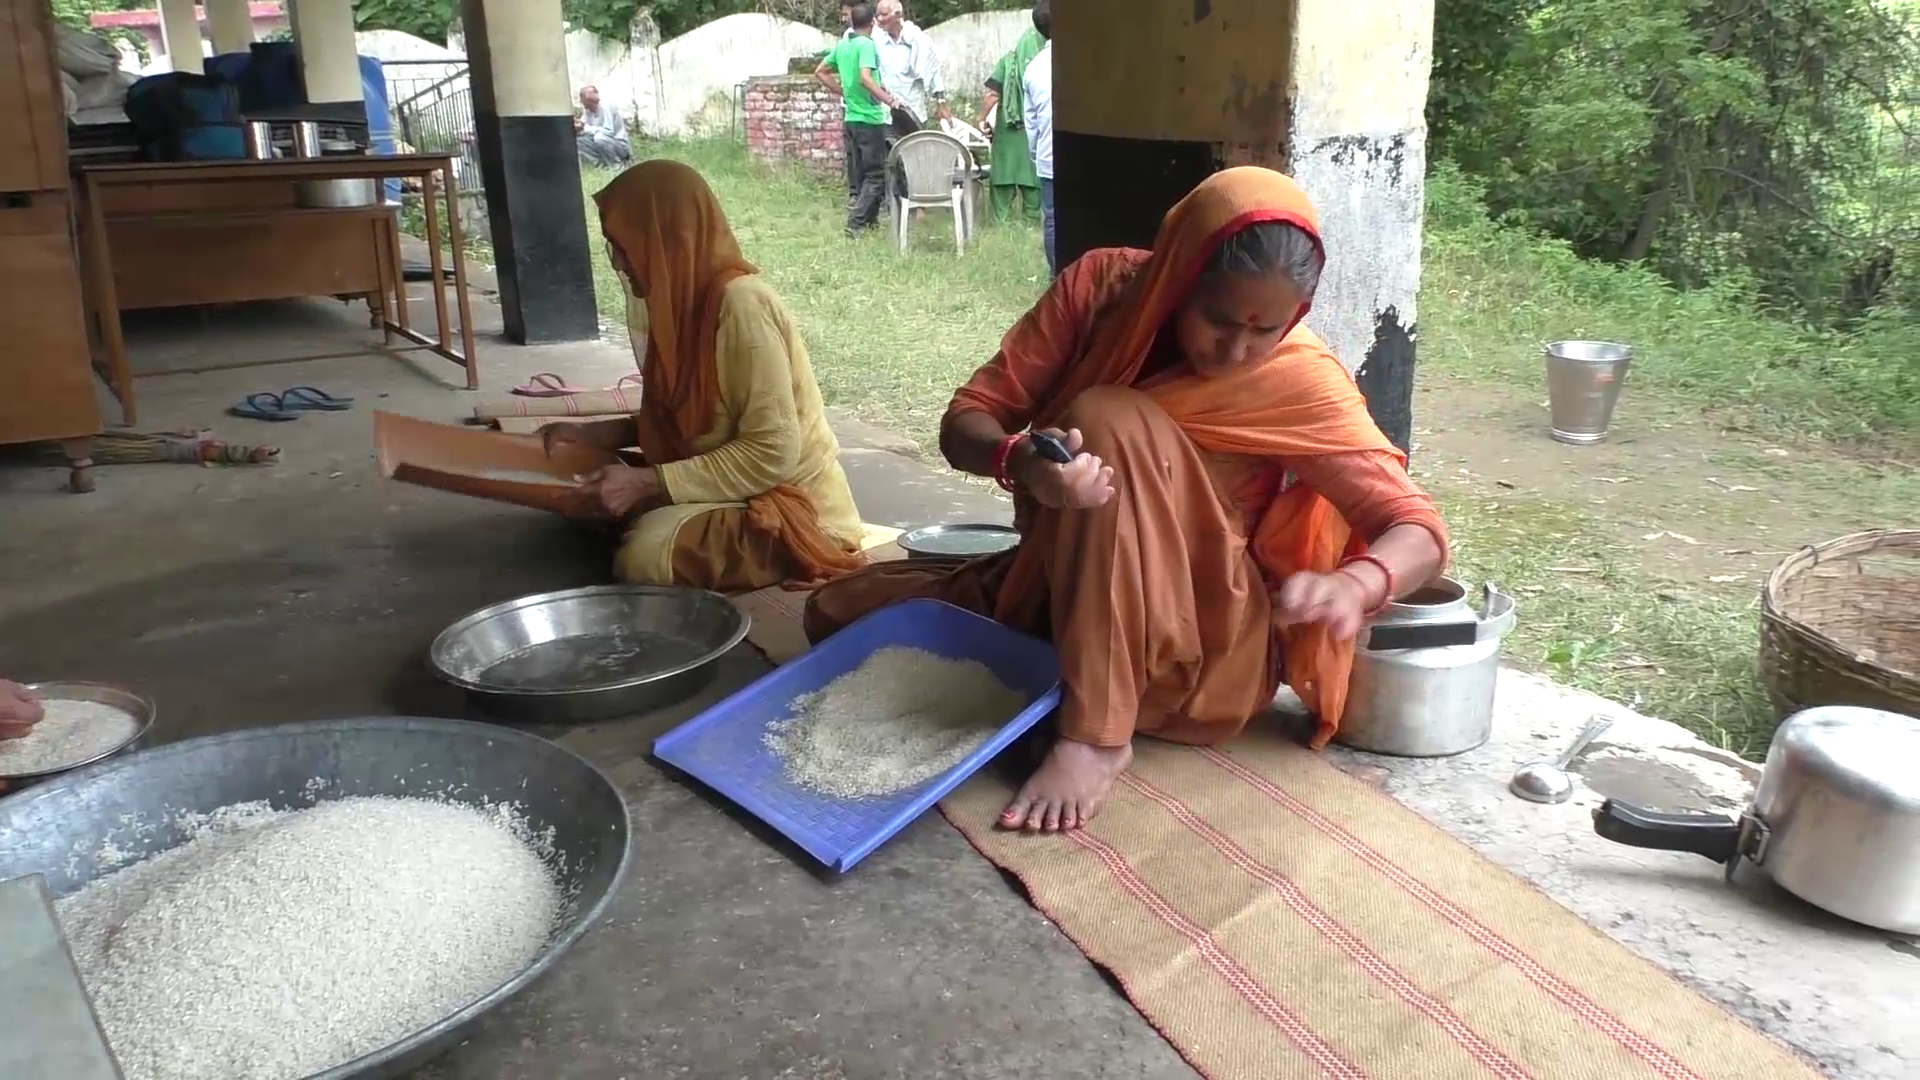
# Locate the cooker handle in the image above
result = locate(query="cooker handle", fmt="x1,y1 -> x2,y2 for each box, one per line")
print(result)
1591,799 -> 1743,864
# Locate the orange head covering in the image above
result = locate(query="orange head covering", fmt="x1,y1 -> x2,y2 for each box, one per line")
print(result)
967,166 -> 1405,744
593,159 -> 756,462
593,160 -> 864,585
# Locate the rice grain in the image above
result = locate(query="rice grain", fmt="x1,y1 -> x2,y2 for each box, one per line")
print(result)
57,795 -> 560,1080
764,646 -> 1024,799
471,468 -> 579,486
0,699 -> 140,775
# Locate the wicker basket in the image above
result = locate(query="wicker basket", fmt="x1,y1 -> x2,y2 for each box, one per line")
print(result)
1760,528 -> 1920,720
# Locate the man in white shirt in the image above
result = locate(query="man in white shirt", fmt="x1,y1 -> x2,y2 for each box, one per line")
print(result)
574,85 -> 632,169
872,0 -> 948,139
1022,0 -> 1055,276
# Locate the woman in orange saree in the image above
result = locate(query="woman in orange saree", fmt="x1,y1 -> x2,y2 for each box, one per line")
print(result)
804,167 -> 1451,833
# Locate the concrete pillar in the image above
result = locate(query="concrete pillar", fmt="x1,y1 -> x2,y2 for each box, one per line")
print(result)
1052,0 -> 1433,452
462,0 -> 599,343
205,0 -> 255,55
156,0 -> 203,73
286,0 -> 361,107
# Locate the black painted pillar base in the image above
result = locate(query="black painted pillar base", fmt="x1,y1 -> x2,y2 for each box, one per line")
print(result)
471,112 -> 600,344
1355,309 -> 1415,455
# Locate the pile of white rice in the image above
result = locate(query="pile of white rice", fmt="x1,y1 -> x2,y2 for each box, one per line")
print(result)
763,646 -> 1025,799
0,698 -> 141,776
57,796 -> 562,1080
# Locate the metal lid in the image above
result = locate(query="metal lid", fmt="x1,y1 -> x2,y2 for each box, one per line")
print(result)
1767,706 -> 1920,811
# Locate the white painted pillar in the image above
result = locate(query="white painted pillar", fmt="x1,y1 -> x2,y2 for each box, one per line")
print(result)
205,0 -> 256,55
462,0 -> 599,342
1052,0 -> 1433,450
1285,0 -> 1434,444
286,0 -> 360,104
466,0 -> 572,117
156,0 -> 204,73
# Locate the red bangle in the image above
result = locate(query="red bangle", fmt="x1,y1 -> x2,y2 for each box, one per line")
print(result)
1339,553 -> 1396,617
991,433 -> 1025,492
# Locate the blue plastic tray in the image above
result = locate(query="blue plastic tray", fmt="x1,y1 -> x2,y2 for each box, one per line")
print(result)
652,598 -> 1062,872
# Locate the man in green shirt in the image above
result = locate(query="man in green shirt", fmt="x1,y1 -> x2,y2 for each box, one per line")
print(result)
815,2 -> 903,236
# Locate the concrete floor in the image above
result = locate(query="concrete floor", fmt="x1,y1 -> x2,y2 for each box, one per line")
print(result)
0,289 -> 1912,1079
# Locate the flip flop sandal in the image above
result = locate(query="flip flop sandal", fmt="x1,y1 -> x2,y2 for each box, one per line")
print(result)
511,372 -> 582,398
278,386 -> 355,411
227,392 -> 298,422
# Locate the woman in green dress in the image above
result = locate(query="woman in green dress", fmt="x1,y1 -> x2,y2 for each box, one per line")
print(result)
978,18 -> 1046,224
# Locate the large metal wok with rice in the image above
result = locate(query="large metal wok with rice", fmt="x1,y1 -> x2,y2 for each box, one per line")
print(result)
0,716 -> 632,1080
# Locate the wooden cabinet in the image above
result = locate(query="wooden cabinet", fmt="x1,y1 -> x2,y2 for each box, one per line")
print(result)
0,0 -> 101,491
0,0 -> 67,194
0,196 -> 101,445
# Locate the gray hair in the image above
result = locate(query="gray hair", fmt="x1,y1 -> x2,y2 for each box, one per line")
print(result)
1203,221 -> 1324,297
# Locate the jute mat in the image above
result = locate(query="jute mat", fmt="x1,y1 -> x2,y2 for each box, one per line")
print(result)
728,570 -> 1821,1080
943,740 -> 1824,1080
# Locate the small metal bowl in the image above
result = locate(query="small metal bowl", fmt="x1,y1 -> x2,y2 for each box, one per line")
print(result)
1,682 -> 155,789
896,523 -> 1020,560
429,585 -> 749,723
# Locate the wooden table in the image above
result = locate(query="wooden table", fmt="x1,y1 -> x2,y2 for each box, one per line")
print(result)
75,155 -> 478,425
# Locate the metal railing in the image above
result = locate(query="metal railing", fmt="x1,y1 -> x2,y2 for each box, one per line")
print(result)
379,57 -> 487,238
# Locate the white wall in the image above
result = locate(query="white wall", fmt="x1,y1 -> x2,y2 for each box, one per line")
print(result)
568,9 -> 1032,138
921,10 -> 1030,108
360,10 -> 1033,139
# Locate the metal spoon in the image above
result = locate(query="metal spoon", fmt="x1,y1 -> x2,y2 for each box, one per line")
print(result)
1509,715 -> 1613,804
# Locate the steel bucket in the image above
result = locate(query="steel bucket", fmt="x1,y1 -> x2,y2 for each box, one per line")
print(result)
1544,340 -> 1633,444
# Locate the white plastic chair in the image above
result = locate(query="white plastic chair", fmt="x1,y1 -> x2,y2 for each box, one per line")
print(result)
885,129 -> 976,255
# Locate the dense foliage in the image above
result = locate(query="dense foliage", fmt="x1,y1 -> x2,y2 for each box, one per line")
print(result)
1429,0 -> 1919,332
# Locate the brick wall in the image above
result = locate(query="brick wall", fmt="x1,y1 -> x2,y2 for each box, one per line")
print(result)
744,74 -> 844,177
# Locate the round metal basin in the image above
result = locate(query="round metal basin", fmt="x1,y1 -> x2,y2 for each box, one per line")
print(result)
896,523 -> 1020,560
1,682 -> 155,788
0,715 -> 631,1080
429,584 -> 749,723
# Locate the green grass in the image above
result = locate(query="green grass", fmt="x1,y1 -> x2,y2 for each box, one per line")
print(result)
1422,164 -> 1920,447
1429,484 -> 1776,755
581,145 -> 1042,444
575,140 -> 1914,754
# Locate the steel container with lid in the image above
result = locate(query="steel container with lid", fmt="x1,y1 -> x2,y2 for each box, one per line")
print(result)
1335,578 -> 1518,757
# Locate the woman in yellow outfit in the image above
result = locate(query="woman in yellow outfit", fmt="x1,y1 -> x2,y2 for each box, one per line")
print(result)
543,159 -> 867,592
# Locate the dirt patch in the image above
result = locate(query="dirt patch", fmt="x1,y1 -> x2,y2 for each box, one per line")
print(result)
1411,376 -> 1915,594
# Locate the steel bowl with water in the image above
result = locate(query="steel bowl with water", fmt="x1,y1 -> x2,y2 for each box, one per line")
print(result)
429,584 -> 749,722
0,715 -> 632,1080
1,682 -> 154,789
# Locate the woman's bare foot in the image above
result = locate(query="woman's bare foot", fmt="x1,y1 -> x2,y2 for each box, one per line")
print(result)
997,739 -> 1134,833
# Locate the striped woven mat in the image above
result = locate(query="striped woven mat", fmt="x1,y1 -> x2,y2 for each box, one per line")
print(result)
728,576 -> 1821,1079
940,736 -> 1825,1080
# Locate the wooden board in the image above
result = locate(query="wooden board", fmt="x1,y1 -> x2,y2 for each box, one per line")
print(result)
0,0 -> 67,194
104,207 -> 393,311
0,196 -> 103,445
